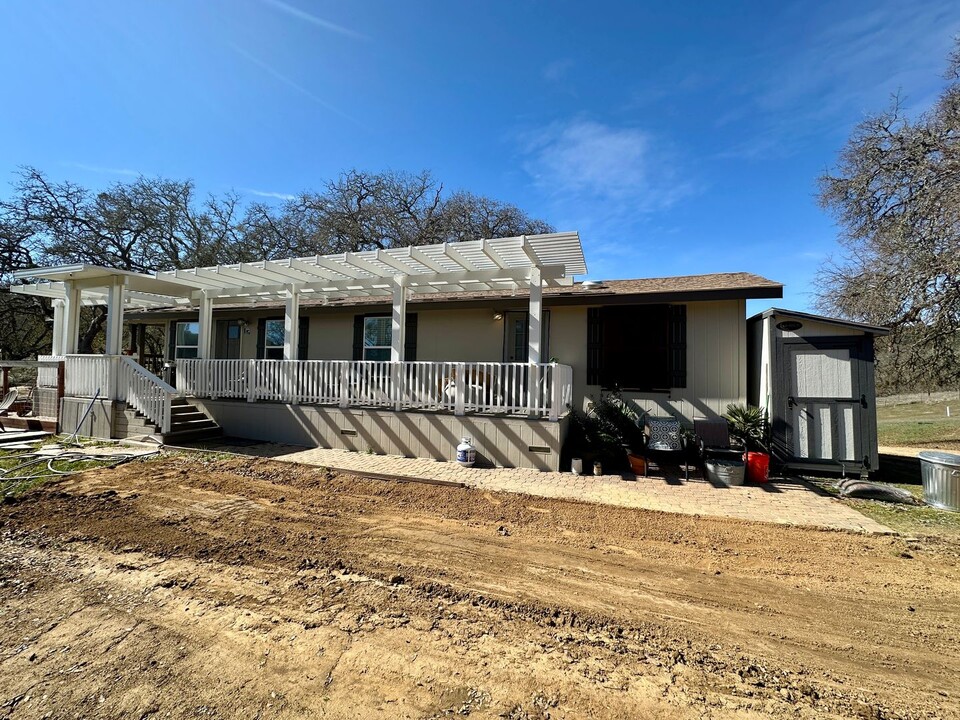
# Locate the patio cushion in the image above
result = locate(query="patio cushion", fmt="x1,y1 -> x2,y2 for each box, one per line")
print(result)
647,416 -> 682,451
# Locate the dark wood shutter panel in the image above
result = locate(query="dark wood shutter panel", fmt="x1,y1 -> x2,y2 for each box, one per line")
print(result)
669,304 -> 687,388
297,317 -> 309,360
587,307 -> 603,385
167,321 -> 177,360
404,313 -> 417,361
255,318 -> 266,359
352,315 -> 364,360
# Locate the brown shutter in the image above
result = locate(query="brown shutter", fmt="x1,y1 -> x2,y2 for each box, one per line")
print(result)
669,304 -> 687,388
587,307 -> 603,386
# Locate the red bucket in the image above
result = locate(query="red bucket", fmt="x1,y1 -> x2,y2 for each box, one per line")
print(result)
746,452 -> 770,483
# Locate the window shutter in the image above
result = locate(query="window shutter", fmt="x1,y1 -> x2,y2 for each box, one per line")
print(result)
255,318 -> 266,359
352,315 -> 364,360
587,307 -> 602,385
404,313 -> 417,361
167,321 -> 178,360
297,317 -> 309,360
669,304 -> 687,388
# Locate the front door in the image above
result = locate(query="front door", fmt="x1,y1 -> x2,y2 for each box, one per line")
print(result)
215,320 -> 243,359
774,337 -> 871,468
502,311 -> 550,362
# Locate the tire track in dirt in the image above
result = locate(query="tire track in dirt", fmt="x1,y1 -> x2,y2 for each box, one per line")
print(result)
0,454 -> 957,719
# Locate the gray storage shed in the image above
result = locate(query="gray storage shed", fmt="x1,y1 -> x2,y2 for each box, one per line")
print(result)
747,308 -> 889,475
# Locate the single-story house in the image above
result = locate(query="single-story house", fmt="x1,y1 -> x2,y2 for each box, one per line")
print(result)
14,232 -> 783,470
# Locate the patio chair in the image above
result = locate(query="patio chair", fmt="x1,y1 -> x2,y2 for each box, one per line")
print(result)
693,418 -> 742,476
641,414 -> 690,480
0,389 -> 18,433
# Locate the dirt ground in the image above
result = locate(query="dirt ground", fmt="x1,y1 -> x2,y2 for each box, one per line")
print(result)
1,455 -> 958,720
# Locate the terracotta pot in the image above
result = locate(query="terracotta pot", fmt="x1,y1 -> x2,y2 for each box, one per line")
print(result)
627,454 -> 646,475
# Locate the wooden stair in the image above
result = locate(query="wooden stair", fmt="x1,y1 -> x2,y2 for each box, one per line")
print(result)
113,397 -> 222,444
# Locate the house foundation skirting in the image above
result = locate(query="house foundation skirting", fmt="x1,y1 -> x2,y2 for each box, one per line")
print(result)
61,396 -> 116,439
191,399 -> 570,471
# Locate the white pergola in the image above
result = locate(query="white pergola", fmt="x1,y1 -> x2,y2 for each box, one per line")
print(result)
13,232 -> 587,363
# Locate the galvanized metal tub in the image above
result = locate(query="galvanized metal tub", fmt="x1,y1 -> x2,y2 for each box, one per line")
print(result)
918,451 -> 960,512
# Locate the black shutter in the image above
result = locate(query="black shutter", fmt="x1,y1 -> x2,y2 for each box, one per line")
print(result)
669,304 -> 687,388
587,307 -> 602,386
167,320 -> 178,360
298,317 -> 309,360
352,315 -> 364,360
404,313 -> 417,361
255,318 -> 266,359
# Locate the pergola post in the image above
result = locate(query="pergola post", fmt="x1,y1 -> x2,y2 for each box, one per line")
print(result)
62,281 -> 81,355
197,291 -> 214,359
527,267 -> 542,411
105,277 -> 125,356
51,299 -> 65,356
391,276 -> 407,362
283,284 -> 300,361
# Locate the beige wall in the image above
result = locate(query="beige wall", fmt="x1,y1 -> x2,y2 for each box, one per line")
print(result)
583,299 -> 748,424
167,297 -> 748,426
417,308 -> 505,362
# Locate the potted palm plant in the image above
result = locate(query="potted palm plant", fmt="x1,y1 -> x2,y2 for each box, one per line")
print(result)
724,403 -> 771,483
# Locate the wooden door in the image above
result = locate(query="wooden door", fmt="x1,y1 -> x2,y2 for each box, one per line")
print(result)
775,338 -> 871,468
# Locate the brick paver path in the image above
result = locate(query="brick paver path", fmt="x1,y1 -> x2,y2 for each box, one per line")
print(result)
196,440 -> 893,534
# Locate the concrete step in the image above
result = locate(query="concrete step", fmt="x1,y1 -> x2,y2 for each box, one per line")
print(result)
161,426 -> 223,444
170,417 -> 220,432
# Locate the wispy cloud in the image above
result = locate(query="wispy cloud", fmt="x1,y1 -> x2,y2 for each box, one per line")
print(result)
520,119 -> 693,212
62,162 -> 141,177
719,0 -> 960,159
543,58 -> 574,84
228,43 -> 359,125
243,188 -> 296,201
260,0 -> 366,40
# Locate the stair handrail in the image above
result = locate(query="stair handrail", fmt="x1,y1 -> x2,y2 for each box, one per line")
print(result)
117,355 -> 177,434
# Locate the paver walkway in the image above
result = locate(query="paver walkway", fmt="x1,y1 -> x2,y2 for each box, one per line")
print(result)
193,439 -> 893,534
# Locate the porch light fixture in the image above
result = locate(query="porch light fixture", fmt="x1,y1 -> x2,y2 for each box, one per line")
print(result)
493,312 -> 503,321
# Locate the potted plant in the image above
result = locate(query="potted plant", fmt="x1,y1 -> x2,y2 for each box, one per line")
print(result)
723,403 -> 771,483
561,392 -> 646,475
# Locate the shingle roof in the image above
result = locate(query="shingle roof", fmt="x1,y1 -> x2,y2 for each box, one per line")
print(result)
126,271 -> 782,317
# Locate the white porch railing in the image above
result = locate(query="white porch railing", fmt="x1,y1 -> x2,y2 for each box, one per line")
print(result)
37,355 -> 64,388
63,355 -> 177,433
176,359 -> 574,420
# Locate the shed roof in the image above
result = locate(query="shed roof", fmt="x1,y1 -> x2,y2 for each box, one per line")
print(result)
748,307 -> 890,335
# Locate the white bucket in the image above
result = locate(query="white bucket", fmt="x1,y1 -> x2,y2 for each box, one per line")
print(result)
571,458 -> 583,475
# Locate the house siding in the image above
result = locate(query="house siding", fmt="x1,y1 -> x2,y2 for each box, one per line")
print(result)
162,297 -> 747,426
582,299 -> 747,423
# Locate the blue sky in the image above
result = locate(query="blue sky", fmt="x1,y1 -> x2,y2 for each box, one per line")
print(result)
2,0 -> 958,314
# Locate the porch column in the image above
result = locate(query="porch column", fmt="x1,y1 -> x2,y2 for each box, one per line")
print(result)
283,284 -> 300,360
105,277 -> 125,356
527,268 -> 542,364
51,299 -> 65,356
391,276 -> 407,362
197,291 -> 214,359
62,281 -> 81,355
527,268 -> 542,413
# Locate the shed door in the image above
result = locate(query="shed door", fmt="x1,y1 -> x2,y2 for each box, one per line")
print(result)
777,339 -> 868,466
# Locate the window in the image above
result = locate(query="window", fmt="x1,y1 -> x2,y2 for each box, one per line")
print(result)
174,321 -> 199,359
352,313 -> 417,361
363,316 -> 392,361
587,304 -> 686,391
256,317 -> 309,360
263,319 -> 284,360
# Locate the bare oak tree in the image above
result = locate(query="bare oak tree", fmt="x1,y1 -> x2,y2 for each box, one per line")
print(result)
817,42 -> 960,392
1,167 -> 553,357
